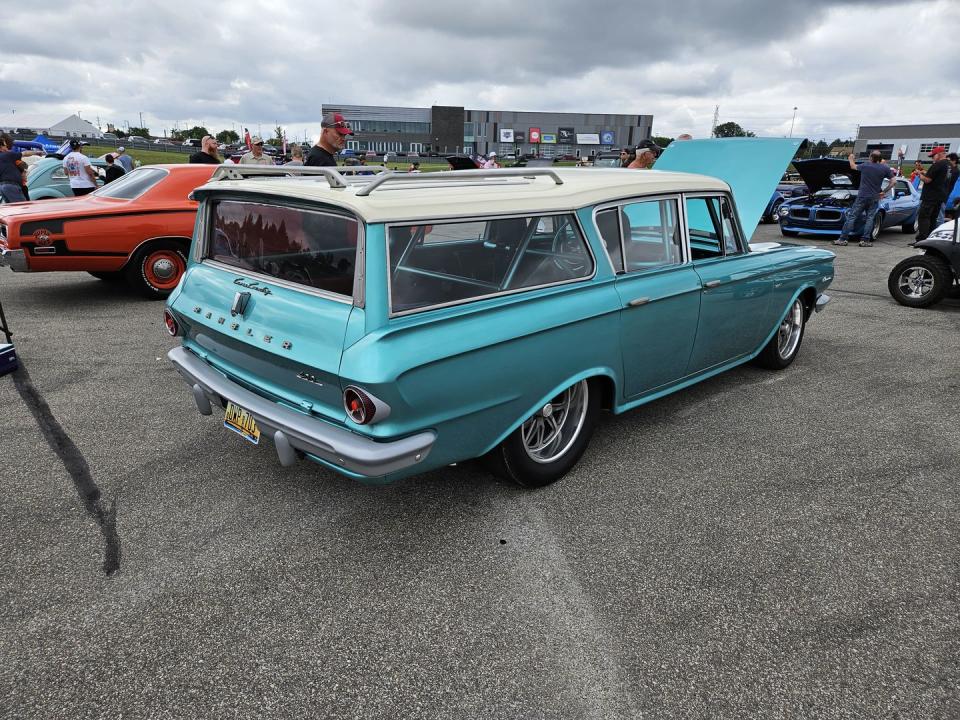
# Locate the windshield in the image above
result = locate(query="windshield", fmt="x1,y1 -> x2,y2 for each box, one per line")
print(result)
93,167 -> 167,199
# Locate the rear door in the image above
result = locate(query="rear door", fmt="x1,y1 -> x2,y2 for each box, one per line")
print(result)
171,197 -> 361,423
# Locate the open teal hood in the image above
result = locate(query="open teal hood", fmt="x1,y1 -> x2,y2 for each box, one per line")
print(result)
655,137 -> 804,241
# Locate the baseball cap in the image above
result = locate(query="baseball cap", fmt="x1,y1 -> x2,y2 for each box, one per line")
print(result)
69,138 -> 82,148
250,136 -> 264,145
489,151 -> 497,156
929,145 -> 947,155
321,112 -> 354,135
117,146 -> 125,152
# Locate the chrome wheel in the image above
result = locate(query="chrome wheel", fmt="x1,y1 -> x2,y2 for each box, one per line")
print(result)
520,380 -> 589,464
777,300 -> 804,360
897,266 -> 935,299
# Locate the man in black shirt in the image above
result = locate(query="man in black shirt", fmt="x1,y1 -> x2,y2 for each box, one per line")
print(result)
305,112 -> 353,167
916,145 -> 950,240
189,135 -> 221,164
104,154 -> 125,183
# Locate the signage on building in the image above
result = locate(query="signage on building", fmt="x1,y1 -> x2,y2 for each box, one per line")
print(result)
557,127 -> 575,144
600,130 -> 615,145
529,128 -> 541,143
514,131 -> 525,143
499,128 -> 514,142
576,133 -> 600,145
541,133 -> 557,144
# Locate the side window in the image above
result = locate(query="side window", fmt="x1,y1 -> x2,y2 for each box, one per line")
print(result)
685,195 -> 742,259
388,213 -> 593,313
52,167 -> 67,180
895,180 -> 910,195
620,199 -> 682,271
595,208 -> 623,272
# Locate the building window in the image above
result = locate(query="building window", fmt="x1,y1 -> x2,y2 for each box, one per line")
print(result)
920,142 -> 950,153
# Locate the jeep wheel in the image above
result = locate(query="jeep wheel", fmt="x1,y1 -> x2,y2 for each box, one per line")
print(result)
486,379 -> 600,488
126,240 -> 187,299
888,255 -> 951,308
753,298 -> 806,370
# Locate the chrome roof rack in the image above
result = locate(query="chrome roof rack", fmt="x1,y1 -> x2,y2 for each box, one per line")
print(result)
209,165 -> 388,189
354,167 -> 565,197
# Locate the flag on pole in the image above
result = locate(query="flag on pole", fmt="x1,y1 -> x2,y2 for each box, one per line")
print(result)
244,127 -> 252,147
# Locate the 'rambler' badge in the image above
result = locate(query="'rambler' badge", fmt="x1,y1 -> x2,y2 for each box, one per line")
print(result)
32,228 -> 54,246
233,278 -> 272,296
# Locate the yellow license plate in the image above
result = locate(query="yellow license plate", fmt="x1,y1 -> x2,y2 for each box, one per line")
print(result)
224,401 -> 261,445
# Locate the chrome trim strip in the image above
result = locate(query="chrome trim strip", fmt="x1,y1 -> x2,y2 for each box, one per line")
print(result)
356,167 -> 565,197
384,210 -> 597,318
201,259 -> 355,305
169,346 -> 434,476
814,293 -> 831,313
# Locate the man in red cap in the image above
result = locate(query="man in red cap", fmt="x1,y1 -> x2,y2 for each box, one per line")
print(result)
916,145 -> 950,240
305,112 -> 354,167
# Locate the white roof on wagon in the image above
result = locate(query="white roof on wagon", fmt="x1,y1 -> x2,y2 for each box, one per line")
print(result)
195,167 -> 730,223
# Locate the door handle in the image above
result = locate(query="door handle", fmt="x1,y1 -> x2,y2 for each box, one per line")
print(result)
703,280 -> 722,289
627,297 -> 651,307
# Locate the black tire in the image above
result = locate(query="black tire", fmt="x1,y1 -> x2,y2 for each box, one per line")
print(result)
484,378 -> 601,488
887,255 -> 951,308
870,212 -> 884,241
753,297 -> 807,370
88,271 -> 125,283
125,240 -> 188,300
901,218 -> 916,234
780,229 -> 800,238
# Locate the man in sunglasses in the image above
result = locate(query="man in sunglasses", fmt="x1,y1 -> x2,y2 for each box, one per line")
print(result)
305,112 -> 354,167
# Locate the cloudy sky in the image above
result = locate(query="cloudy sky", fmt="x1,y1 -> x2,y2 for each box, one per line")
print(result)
2,0 -> 958,143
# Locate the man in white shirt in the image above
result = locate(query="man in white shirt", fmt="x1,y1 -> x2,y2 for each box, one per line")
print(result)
63,140 -> 98,195
240,137 -> 273,166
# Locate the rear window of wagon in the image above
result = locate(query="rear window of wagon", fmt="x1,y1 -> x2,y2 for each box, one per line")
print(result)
207,200 -> 359,297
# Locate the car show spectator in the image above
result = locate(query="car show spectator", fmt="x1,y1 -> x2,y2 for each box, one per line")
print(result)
189,136 -> 221,164
936,152 -> 959,225
627,147 -> 655,169
284,145 -> 304,166
676,133 -> 694,141
63,139 -> 98,196
619,148 -> 631,167
0,132 -> 41,203
916,146 -> 950,240
909,160 -> 924,188
114,146 -> 134,173
408,162 -> 421,173
305,112 -> 353,167
239,136 -> 272,166
833,151 -> 895,247
103,154 -> 125,184
482,151 -> 499,169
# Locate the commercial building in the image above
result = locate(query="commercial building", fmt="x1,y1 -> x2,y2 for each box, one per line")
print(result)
322,104 -> 653,159
854,124 -> 960,162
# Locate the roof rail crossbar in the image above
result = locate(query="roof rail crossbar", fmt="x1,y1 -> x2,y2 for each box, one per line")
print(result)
209,165 -> 384,189
354,167 -> 565,197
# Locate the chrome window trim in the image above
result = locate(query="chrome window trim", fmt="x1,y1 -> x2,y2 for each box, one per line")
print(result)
385,210 -> 597,318
91,166 -> 170,200
591,192 -> 688,272
198,197 -> 363,306
680,191 -> 747,258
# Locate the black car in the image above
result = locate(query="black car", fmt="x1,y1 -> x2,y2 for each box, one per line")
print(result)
888,220 -> 960,308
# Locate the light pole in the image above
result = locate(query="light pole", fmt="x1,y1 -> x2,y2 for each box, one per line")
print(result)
789,107 -> 798,138
139,111 -> 144,131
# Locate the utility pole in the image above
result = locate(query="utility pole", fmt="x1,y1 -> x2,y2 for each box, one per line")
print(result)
710,105 -> 719,138
789,107 -> 798,138
139,111 -> 144,131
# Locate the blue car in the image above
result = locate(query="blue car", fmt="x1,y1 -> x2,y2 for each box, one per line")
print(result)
164,138 -> 834,487
778,157 -> 920,240
26,157 -> 109,199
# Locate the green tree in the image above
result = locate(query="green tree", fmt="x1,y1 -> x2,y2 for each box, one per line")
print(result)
127,126 -> 150,138
712,122 -> 755,138
267,125 -> 284,147
652,135 -> 674,147
216,129 -> 239,144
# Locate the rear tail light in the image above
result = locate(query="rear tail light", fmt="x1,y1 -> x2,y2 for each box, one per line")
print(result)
163,309 -> 179,337
343,386 -> 376,425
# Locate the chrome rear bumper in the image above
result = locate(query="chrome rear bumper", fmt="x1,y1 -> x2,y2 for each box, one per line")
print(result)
168,346 -> 435,477
0,249 -> 27,272
814,293 -> 831,313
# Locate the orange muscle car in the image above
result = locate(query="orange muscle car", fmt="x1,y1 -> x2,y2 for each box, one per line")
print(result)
0,164 -> 217,298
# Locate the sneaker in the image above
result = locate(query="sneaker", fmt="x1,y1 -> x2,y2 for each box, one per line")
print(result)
859,240 -> 873,247
833,238 -> 848,246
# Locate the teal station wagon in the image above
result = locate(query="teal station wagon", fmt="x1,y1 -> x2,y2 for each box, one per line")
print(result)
165,138 -> 834,486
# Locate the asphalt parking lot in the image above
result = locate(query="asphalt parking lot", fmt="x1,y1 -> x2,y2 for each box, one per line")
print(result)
1,222 -> 958,719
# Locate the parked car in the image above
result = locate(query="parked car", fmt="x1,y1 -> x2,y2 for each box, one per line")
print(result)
25,157 -> 110,199
445,155 -> 481,170
102,132 -> 118,141
592,151 -> 624,168
129,135 -> 151,145
887,219 -> 960,308
163,139 -> 834,487
0,164 -> 218,298
182,138 -> 202,148
777,157 -> 920,240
